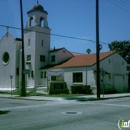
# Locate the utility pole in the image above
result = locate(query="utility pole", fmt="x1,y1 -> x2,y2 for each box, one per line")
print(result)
20,0 -> 26,96
96,0 -> 100,98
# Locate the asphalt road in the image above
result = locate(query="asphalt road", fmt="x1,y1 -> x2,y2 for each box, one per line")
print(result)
0,97 -> 130,130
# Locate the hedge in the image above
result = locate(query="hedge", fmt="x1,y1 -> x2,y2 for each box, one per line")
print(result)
71,85 -> 92,94
49,82 -> 69,95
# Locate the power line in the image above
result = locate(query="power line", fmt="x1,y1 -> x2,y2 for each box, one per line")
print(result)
122,0 -> 130,6
114,0 -> 130,9
107,0 -> 130,13
0,24 -> 109,45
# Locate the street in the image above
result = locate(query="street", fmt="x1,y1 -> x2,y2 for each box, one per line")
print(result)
0,97 -> 130,130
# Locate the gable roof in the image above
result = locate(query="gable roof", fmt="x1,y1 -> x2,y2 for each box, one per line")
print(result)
50,47 -> 65,53
50,47 -> 74,57
71,52 -> 84,56
53,51 -> 116,68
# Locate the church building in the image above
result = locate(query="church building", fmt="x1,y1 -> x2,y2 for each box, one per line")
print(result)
0,2 -> 129,94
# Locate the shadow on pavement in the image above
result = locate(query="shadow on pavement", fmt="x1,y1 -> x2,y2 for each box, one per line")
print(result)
0,110 -> 10,115
64,97 -> 98,101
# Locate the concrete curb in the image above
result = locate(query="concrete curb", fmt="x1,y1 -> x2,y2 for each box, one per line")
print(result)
0,95 -> 63,101
0,94 -> 130,102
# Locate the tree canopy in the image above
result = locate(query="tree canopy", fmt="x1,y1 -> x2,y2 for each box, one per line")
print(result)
108,40 -> 130,64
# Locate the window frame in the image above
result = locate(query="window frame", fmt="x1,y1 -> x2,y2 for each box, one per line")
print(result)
40,55 -> 45,62
28,39 -> 30,47
73,72 -> 83,83
51,55 -> 55,62
27,55 -> 31,61
41,40 -> 44,47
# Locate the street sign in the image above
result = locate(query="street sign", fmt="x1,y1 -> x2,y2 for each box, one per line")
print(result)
47,70 -> 64,76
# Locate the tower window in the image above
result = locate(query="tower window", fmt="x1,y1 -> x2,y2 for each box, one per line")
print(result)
30,17 -> 33,27
27,55 -> 31,61
28,39 -> 30,47
40,55 -> 45,62
40,17 -> 44,27
51,55 -> 55,62
41,40 -> 44,47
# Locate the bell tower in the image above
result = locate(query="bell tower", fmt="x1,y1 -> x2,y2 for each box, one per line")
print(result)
26,1 -> 49,28
24,1 -> 51,88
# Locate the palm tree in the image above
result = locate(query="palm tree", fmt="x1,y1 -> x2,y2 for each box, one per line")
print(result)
86,49 -> 91,54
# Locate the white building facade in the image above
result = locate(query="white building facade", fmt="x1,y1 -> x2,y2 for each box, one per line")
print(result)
43,52 -> 129,94
0,2 -> 129,94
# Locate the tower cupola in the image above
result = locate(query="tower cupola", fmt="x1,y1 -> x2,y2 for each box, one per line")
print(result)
26,1 -> 49,28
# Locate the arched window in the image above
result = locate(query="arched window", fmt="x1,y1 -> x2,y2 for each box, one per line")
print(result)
30,17 -> 33,27
40,17 -> 44,27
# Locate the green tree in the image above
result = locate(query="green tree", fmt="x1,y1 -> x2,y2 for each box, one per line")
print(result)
86,49 -> 91,54
108,40 -> 130,63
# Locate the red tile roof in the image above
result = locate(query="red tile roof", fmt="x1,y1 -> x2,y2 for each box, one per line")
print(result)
71,52 -> 84,56
53,51 -> 116,68
50,47 -> 65,52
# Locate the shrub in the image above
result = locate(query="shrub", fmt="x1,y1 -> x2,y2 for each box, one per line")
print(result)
49,82 -> 69,95
101,88 -> 117,94
71,85 -> 92,94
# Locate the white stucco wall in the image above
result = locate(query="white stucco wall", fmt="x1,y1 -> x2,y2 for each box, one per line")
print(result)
0,34 -> 19,90
24,31 -> 36,88
24,26 -> 51,88
49,48 -> 73,65
57,49 -> 73,63
45,67 -> 87,93
93,53 -> 128,92
45,53 -> 128,94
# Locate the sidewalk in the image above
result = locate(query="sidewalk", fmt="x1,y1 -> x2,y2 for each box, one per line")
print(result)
0,93 -> 130,101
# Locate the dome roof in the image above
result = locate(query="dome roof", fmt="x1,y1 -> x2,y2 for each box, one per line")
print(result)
32,3 -> 44,12
27,2 -> 48,14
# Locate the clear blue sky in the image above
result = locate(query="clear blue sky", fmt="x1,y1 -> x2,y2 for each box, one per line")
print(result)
0,0 -> 130,54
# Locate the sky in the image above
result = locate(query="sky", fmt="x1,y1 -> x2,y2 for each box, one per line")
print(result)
0,0 -> 130,54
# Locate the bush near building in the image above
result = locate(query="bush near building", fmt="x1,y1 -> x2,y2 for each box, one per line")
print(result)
49,82 -> 69,95
71,85 -> 92,94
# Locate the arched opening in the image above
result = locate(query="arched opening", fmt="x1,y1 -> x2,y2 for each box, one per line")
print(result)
40,17 -> 45,27
30,17 -> 33,27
